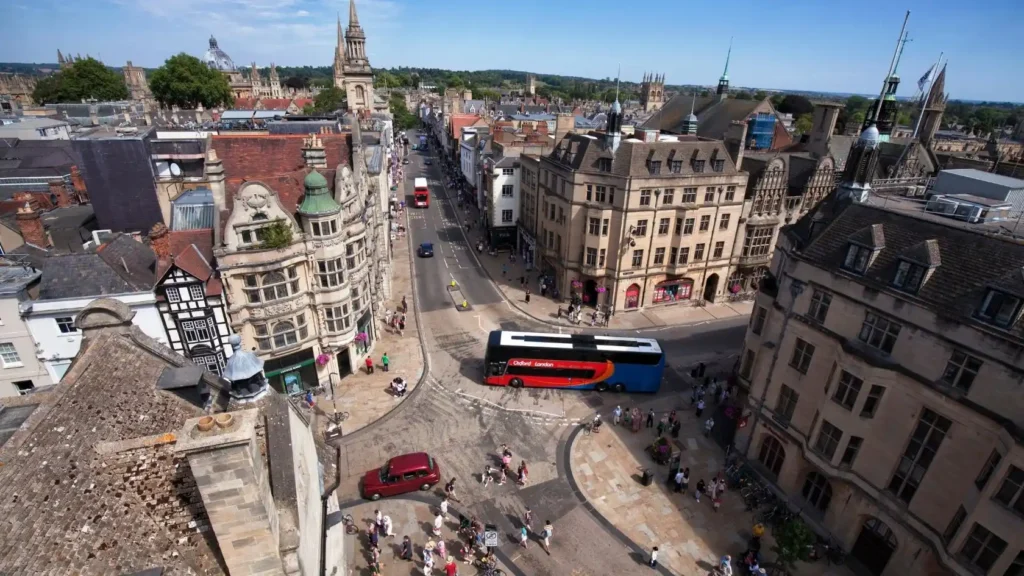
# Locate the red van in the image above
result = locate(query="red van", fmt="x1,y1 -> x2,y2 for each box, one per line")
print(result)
362,452 -> 441,500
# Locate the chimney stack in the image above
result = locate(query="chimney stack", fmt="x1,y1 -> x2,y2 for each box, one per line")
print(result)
724,120 -> 748,170
16,201 -> 49,247
47,180 -> 71,207
807,101 -> 842,159
554,113 -> 574,143
174,410 -> 283,575
149,222 -> 171,258
301,131 -> 327,168
70,166 -> 89,203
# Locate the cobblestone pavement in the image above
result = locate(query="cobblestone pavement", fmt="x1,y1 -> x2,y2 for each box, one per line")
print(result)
448,196 -> 755,332
320,214 -> 425,436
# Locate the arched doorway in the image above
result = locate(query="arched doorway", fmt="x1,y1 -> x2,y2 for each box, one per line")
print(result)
583,280 -> 599,308
757,435 -> 786,479
625,283 -> 641,309
703,273 -> 720,302
850,517 -> 898,576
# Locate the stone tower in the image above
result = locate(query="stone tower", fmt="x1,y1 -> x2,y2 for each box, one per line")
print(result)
269,62 -> 283,98
919,64 -> 947,146
333,14 -> 346,89
122,60 -> 151,101
717,39 -> 732,100
341,0 -> 375,112
640,72 -> 665,112
527,74 -> 536,96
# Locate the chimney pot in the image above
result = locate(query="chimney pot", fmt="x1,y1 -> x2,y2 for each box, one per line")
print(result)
197,416 -> 215,432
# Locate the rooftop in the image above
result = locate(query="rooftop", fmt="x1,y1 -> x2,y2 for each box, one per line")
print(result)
940,168 -> 1024,189
0,265 -> 41,296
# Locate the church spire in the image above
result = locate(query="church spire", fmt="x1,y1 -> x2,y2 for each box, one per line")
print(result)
349,0 -> 360,27
337,12 -> 343,46
717,38 -> 732,98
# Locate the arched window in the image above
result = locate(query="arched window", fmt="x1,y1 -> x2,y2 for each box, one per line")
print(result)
801,471 -> 833,512
272,321 -> 296,348
758,435 -> 786,478
625,284 -> 641,309
255,313 -> 309,351
241,266 -> 300,303
355,85 -> 366,105
727,272 -> 744,293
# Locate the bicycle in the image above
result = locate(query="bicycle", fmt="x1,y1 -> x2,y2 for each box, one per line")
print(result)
342,513 -> 358,535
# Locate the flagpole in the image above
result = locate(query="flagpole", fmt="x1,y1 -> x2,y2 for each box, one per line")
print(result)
911,52 -> 943,139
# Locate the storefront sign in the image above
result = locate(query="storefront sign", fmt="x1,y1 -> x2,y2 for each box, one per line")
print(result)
653,279 -> 694,304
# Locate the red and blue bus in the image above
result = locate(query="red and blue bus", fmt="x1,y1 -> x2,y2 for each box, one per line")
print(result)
484,330 -> 665,392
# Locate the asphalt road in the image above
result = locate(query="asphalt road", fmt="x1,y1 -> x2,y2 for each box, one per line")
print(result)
334,130 -> 748,576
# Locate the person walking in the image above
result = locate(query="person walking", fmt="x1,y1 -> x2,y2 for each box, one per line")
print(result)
525,289 -> 531,304
704,417 -> 715,438
444,477 -> 459,502
482,465 -> 492,487
374,509 -> 384,532
696,398 -> 706,418
517,461 -> 529,486
656,418 -> 666,437
439,496 -> 449,519
382,353 -> 390,373
631,407 -> 642,433
649,546 -> 659,568
444,556 -> 457,576
423,543 -> 435,575
674,468 -> 685,493
541,520 -> 553,554
401,536 -> 413,561
696,479 -> 707,503
382,514 -> 394,538
398,316 -> 406,336
681,467 -> 690,493
369,524 -> 379,549
523,507 -> 533,532
645,409 -> 655,428
519,525 -> 528,548
670,419 -> 682,439
432,512 -> 443,537
613,405 -> 622,426
365,356 -> 374,374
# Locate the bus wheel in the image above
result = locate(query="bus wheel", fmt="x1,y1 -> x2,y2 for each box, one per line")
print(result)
612,383 -> 625,392
595,382 -> 609,392
510,378 -> 524,388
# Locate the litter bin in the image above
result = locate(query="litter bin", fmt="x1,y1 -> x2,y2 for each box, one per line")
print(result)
642,468 -> 654,486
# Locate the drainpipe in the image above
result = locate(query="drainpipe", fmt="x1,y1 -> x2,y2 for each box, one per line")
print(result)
741,252 -> 803,458
320,414 -> 343,576
611,179 -> 633,315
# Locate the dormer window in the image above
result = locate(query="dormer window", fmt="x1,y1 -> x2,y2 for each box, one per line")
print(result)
692,159 -> 705,173
670,160 -> 683,173
977,290 -> 1022,328
648,160 -> 662,175
842,244 -> 872,274
893,260 -> 926,293
597,158 -> 612,172
712,159 -> 725,172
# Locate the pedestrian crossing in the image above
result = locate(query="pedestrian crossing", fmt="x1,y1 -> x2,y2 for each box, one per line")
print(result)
425,376 -> 588,428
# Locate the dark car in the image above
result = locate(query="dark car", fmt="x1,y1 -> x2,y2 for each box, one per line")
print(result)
418,242 -> 434,257
362,452 -> 441,500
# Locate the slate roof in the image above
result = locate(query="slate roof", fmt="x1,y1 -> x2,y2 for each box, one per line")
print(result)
38,234 -> 156,299
793,198 -> 1024,339
0,138 -> 80,180
548,132 -> 738,177
643,95 -> 765,140
0,325 -> 225,575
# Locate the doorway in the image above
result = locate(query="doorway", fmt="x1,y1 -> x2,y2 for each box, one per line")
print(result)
703,273 -> 720,302
337,346 -> 352,376
850,517 -> 898,576
625,283 -> 641,309
583,280 -> 598,308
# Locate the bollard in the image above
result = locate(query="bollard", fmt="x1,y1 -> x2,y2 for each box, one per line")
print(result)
450,280 -> 457,288
462,300 -> 468,309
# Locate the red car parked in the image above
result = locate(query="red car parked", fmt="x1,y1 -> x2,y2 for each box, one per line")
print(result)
362,452 -> 441,501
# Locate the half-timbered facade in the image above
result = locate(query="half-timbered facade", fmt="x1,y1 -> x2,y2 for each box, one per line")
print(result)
155,234 -> 232,374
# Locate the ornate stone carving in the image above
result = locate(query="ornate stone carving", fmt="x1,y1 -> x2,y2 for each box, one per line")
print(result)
249,295 -> 307,319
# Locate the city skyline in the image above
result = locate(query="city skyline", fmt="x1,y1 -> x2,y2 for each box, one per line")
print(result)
4,0 -> 1023,102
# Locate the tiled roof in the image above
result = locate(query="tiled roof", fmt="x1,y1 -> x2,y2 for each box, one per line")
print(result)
548,132 -> 738,178
38,234 -> 156,299
293,98 -> 313,110
0,138 -> 80,180
449,114 -> 482,139
795,199 -> 1024,339
212,133 -> 349,213
0,327 -> 223,575
260,98 -> 293,111
233,97 -> 257,109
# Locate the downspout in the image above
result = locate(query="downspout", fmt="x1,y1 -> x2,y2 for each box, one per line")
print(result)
742,253 -> 803,458
320,422 -> 343,576
699,187 -> 724,300
611,177 -> 632,315
639,189 -> 661,308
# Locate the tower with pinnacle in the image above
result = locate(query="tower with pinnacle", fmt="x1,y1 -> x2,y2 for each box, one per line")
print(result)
336,0 -> 375,112
717,39 -> 732,99
640,72 -> 665,112
919,64 -> 947,146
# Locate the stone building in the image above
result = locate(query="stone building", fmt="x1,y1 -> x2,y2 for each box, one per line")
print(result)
639,72 -> 665,113
0,298 -> 345,574
732,102 -> 1024,575
122,60 -> 151,101
203,36 -> 286,101
518,96 -> 748,312
0,73 -> 36,106
212,124 -> 387,393
334,0 -> 384,113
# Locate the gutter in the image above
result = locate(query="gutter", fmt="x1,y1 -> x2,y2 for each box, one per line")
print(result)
319,431 -> 343,576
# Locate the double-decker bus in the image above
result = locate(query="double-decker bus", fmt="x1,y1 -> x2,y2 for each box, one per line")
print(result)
484,330 -> 665,392
413,177 -> 430,208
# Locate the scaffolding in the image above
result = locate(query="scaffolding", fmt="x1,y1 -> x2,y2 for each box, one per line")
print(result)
747,113 -> 775,150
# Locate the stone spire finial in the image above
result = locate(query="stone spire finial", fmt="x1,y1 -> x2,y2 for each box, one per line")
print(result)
349,0 -> 360,26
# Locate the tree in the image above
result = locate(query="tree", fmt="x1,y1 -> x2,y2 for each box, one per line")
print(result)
260,221 -> 293,250
149,53 -> 233,109
771,519 -> 816,575
284,75 -> 310,90
302,104 -> 316,115
477,88 -> 501,102
389,93 -> 418,130
313,86 -> 346,113
754,90 -> 768,101
31,57 -> 129,104
776,95 -> 813,117
794,113 -> 814,134
734,91 -> 753,100
374,70 -> 398,89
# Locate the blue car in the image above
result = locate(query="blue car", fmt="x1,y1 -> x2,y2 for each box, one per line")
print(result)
418,243 -> 434,257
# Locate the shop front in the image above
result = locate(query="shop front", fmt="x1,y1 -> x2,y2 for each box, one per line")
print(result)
264,348 -> 318,396
488,225 -> 517,251
518,227 -> 536,269
624,283 -> 642,310
356,311 -> 375,355
652,277 -> 695,305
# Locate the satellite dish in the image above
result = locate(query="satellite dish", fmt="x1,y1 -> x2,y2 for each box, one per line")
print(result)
169,163 -> 182,177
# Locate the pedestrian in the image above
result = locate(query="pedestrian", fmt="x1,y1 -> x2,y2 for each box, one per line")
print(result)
444,477 -> 459,502
382,353 -> 390,372
645,409 -> 655,428
709,379 -> 718,400
423,543 -> 435,574
436,540 -> 446,563
365,356 -> 374,374
439,496 -> 449,519
696,399 -> 705,418
482,465 -> 492,487
520,275 -> 525,287
520,525 -> 528,548
656,418 -> 666,437
401,295 -> 408,314
432,512 -> 443,536
690,386 -> 698,406
713,493 -> 722,512
668,409 -> 677,424
631,407 -> 642,433
649,546 -> 659,568
523,507 -> 533,531
383,514 -> 394,538
444,556 -> 457,576
525,289 -> 531,304
704,417 -> 715,438
670,419 -> 682,439
718,555 -> 733,576
682,467 -> 690,492
674,468 -> 685,493
541,520 -> 553,553
369,524 -> 379,549
374,509 -> 383,532
696,479 -> 706,502
517,460 -> 529,485
498,466 -> 506,485
401,536 -> 413,560
613,405 -> 622,426
398,316 -> 406,336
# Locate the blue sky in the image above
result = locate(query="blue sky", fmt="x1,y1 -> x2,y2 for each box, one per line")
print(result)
4,0 -> 1022,102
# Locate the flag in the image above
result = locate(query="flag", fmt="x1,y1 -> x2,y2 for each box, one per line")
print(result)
917,65 -> 936,92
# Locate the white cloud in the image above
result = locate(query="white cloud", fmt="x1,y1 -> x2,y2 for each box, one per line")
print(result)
295,9 -> 309,16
